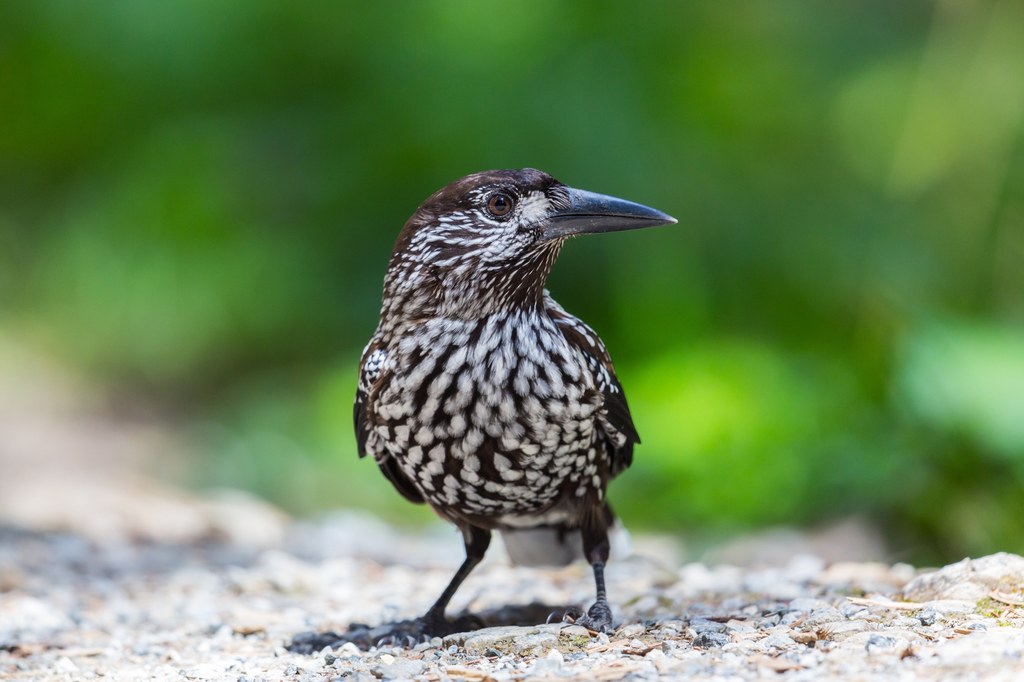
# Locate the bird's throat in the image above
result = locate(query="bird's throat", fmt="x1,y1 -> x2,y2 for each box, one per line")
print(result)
438,241 -> 563,319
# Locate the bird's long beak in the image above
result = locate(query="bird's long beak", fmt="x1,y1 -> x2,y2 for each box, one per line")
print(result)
541,187 -> 677,241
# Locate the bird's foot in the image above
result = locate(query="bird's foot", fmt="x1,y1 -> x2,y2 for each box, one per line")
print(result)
287,628 -> 355,654
287,612 -> 484,653
552,605 -> 584,624
563,599 -> 614,633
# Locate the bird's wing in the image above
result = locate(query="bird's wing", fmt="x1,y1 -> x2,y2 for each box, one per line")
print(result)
355,338 -> 425,504
354,339 -> 383,459
544,294 -> 640,477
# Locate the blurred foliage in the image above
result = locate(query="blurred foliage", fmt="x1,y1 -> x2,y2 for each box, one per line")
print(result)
1,0 -> 1023,563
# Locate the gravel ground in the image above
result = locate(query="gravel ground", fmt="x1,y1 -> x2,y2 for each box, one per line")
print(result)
2,513 -> 1024,681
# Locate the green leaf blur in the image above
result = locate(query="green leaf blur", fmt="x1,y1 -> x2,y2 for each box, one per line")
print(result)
2,0 -> 1022,562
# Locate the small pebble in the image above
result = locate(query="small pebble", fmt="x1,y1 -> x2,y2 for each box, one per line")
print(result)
804,607 -> 843,627
693,632 -> 730,648
761,633 -> 796,651
689,619 -> 727,635
840,603 -> 868,619
532,650 -> 563,674
377,659 -> 425,679
865,634 -> 897,652
788,598 -> 828,613
918,607 -> 937,626
618,623 -> 645,639
781,611 -> 807,626
54,658 -> 79,674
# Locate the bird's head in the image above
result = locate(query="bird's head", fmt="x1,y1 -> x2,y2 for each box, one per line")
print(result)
381,168 -> 676,323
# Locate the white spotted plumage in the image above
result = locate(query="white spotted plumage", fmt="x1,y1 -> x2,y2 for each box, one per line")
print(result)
355,168 -> 640,540
362,288 -> 629,521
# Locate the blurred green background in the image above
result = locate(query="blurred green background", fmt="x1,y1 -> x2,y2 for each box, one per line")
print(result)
2,1 -> 1023,564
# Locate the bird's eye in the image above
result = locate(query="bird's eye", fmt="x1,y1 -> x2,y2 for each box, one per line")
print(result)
486,192 -> 514,218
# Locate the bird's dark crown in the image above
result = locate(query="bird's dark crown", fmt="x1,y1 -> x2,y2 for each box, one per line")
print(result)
420,168 -> 563,211
393,168 -> 569,255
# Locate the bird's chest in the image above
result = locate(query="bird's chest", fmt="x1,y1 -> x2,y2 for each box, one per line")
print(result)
371,314 -> 602,514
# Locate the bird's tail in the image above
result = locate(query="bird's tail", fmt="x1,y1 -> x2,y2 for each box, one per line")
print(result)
498,519 -> 631,567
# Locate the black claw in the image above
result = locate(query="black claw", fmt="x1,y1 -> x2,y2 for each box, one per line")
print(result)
574,600 -> 614,633
287,630 -> 348,655
559,605 -> 584,625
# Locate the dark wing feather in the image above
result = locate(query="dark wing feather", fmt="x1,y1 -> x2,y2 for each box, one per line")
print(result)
545,294 -> 639,477
354,388 -> 370,458
354,337 -> 425,504
376,449 -> 426,504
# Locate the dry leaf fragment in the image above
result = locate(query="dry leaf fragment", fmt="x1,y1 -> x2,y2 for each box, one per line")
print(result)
989,591 -> 1024,607
846,596 -> 923,611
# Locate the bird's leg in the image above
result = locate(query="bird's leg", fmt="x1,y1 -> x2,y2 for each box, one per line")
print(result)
287,526 -> 491,652
579,560 -> 612,629
418,525 -> 491,633
573,514 -> 614,632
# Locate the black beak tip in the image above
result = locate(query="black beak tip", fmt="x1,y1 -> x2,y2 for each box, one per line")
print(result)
629,201 -> 677,228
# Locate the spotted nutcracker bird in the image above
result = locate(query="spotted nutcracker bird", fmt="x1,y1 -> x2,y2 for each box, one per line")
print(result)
356,168 -> 675,638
